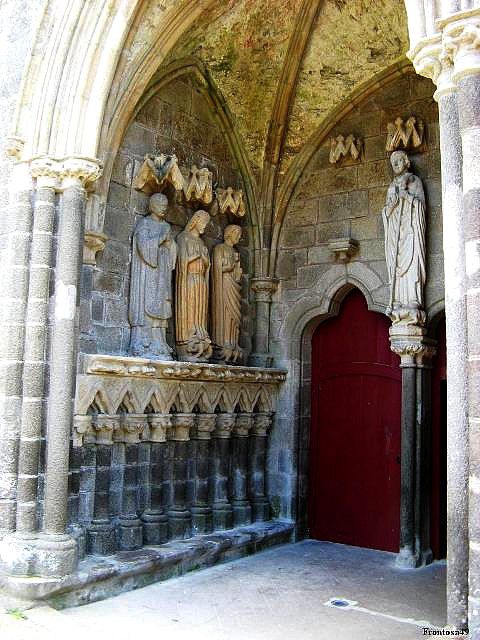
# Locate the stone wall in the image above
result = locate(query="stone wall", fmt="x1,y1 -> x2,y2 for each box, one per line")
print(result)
80,75 -> 254,360
266,70 -> 443,526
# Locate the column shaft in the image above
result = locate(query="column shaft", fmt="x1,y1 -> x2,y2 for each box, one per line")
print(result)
436,86 -> 470,629
141,415 -> 169,545
249,413 -> 272,522
167,414 -> 193,540
190,414 -> 214,534
231,413 -> 253,526
457,69 -> 480,632
211,414 -> 234,531
16,183 -> 56,534
0,165 -> 33,533
43,184 -> 85,536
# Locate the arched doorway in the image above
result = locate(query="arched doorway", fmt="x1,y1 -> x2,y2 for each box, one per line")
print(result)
308,288 -> 401,552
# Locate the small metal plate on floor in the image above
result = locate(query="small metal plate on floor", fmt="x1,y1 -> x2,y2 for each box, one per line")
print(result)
324,597 -> 358,609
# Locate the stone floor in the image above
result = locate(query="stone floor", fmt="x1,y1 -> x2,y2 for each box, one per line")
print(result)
0,540 -> 447,640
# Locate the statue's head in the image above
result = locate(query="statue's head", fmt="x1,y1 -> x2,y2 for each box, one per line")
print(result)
149,193 -> 168,217
187,210 -> 210,234
390,150 -> 410,176
224,224 -> 242,245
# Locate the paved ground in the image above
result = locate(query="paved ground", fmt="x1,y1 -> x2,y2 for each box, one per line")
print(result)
0,540 -> 447,640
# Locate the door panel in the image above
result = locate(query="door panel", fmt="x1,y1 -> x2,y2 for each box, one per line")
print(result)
309,289 -> 401,552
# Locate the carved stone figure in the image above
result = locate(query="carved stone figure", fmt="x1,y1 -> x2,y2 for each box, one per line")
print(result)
175,210 -> 213,362
211,225 -> 243,364
128,193 -> 177,359
382,150 -> 426,326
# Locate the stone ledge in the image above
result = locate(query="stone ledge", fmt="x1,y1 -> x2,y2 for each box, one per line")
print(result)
0,520 -> 294,609
81,354 -> 287,384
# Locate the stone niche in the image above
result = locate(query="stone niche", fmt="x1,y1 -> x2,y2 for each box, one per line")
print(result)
80,74 -> 254,361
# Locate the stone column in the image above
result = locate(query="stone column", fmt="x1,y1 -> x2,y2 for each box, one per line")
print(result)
0,158 -> 101,580
167,413 -> 194,540
117,414 -> 145,551
410,36 -> 469,630
249,412 -> 272,521
442,13 -> 480,632
231,413 -> 253,526
15,159 -> 58,535
86,415 -> 117,555
141,414 -> 170,545
190,414 -> 215,534
0,160 -> 33,535
211,413 -> 234,530
249,278 -> 278,367
390,327 -> 435,568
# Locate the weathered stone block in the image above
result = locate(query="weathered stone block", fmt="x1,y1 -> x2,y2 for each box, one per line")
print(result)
318,190 -> 368,222
286,200 -> 318,227
308,244 -> 330,264
122,122 -> 156,156
315,220 -> 351,243
104,298 -> 128,327
281,226 -> 315,249
297,264 -> 328,289
358,159 -> 391,189
297,166 -> 358,198
112,152 -> 134,188
93,271 -> 124,297
364,135 -> 388,162
350,216 -> 379,240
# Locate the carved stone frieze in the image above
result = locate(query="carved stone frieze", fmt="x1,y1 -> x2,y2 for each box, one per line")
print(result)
213,187 -> 246,218
73,356 -> 286,447
385,117 -> 425,152
133,153 -> 184,195
329,134 -> 363,164
183,165 -> 213,205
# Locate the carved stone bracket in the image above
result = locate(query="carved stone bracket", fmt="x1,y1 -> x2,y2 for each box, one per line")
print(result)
385,116 -> 425,152
328,237 -> 358,263
183,165 -> 213,205
133,153 -> 184,195
329,134 -> 363,164
83,194 -> 107,266
212,187 -> 246,217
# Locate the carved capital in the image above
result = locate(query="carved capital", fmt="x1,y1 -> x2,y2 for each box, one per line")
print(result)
251,277 -> 279,303
5,136 -> 25,160
171,413 -> 195,441
214,413 -> 235,438
29,157 -> 61,189
94,414 -> 120,445
252,412 -> 273,437
234,413 -> 253,437
192,413 -> 216,440
442,12 -> 480,81
389,325 -> 436,366
73,415 -> 93,447
409,35 -> 456,100
59,157 -> 102,189
83,231 -> 107,266
147,414 -> 172,443
116,414 -> 148,444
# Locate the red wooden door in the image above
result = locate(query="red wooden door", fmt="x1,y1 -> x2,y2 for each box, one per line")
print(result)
309,289 -> 402,552
430,317 -> 447,559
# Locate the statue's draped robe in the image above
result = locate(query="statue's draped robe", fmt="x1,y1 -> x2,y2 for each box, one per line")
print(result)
175,230 -> 210,345
129,216 -> 176,328
211,243 -> 242,357
382,172 -> 426,310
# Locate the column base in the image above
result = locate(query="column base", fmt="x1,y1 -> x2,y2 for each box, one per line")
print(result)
117,518 -> 143,551
86,522 -> 116,556
252,498 -> 270,522
212,503 -> 233,531
248,353 -> 273,368
190,506 -> 213,535
232,500 -> 252,526
395,546 -> 420,568
167,509 -> 192,540
141,512 -> 168,545
0,532 -> 78,578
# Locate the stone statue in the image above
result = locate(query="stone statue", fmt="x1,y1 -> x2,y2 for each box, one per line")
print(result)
382,150 -> 426,326
211,225 -> 243,364
175,210 -> 212,362
128,193 -> 177,359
